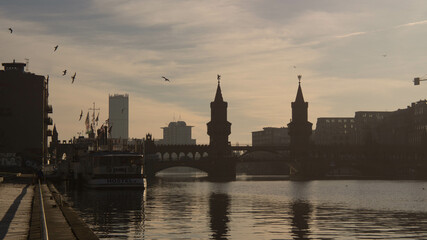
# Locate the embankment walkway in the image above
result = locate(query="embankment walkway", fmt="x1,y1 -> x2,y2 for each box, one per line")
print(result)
0,173 -> 98,239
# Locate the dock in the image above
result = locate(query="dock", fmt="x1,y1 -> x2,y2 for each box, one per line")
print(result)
0,173 -> 98,239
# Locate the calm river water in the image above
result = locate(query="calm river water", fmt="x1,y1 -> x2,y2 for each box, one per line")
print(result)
58,174 -> 427,239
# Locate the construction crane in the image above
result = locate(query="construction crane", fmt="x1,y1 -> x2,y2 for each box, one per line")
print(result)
414,75 -> 427,85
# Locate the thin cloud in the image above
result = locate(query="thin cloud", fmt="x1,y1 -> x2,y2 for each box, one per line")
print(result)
334,19 -> 427,39
395,19 -> 427,28
335,31 -> 367,38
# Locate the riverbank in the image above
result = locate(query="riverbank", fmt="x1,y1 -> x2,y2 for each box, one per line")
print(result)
0,173 -> 98,239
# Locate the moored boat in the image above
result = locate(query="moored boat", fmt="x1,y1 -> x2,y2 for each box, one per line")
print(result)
81,151 -> 145,188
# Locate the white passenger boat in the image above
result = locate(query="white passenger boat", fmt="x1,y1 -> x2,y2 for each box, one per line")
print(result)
81,152 -> 145,188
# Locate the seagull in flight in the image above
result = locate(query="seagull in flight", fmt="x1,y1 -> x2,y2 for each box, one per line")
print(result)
71,72 -> 76,83
8,28 -> 13,33
62,70 -> 67,76
79,110 -> 83,120
162,76 -> 170,82
54,45 -> 59,52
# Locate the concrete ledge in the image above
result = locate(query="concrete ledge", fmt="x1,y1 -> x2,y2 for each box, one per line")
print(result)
28,185 -> 42,240
48,183 -> 99,240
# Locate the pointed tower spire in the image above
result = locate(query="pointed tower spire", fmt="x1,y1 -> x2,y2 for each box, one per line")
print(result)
214,74 -> 223,102
207,74 -> 231,150
295,75 -> 305,103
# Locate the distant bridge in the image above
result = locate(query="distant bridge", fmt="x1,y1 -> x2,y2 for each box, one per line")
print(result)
145,144 -> 427,179
144,144 -> 291,177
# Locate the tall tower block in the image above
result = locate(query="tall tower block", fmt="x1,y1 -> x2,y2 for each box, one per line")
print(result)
207,78 -> 231,156
288,75 -> 312,148
287,75 -> 313,179
109,94 -> 129,139
206,76 -> 234,180
0,60 -> 52,170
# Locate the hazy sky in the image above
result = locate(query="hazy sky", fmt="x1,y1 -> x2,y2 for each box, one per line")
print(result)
1,0 -> 427,144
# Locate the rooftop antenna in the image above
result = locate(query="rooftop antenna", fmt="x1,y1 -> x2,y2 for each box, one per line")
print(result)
25,58 -> 29,71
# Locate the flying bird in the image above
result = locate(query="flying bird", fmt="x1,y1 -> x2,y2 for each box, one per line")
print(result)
8,28 -> 13,33
71,72 -> 76,83
62,70 -> 67,76
162,76 -> 170,82
54,45 -> 59,52
79,110 -> 83,120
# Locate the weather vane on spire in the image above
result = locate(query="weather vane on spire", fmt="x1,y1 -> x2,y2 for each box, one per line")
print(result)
298,75 -> 302,84
217,74 -> 221,84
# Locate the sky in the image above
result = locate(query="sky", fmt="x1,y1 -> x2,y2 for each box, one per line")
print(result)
1,0 -> 427,144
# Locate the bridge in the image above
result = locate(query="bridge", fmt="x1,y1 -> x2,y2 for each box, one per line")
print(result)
144,143 -> 291,177
144,76 -> 317,180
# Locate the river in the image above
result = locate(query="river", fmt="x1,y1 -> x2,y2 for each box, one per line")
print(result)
57,173 -> 427,239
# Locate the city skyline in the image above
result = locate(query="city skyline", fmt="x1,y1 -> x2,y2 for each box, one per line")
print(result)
1,1 -> 427,144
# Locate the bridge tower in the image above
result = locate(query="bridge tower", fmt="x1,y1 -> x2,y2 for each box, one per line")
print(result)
207,76 -> 234,180
287,75 -> 313,179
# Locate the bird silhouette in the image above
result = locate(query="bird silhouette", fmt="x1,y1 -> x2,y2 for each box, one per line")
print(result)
8,28 -> 13,33
71,72 -> 76,83
54,45 -> 59,52
162,76 -> 170,82
79,110 -> 83,120
62,70 -> 67,76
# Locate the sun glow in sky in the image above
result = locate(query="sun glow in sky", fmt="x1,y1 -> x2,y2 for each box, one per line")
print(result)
1,0 -> 427,144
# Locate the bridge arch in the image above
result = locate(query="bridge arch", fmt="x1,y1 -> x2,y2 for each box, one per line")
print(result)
154,166 -> 209,176
236,149 -> 289,162
155,151 -> 209,161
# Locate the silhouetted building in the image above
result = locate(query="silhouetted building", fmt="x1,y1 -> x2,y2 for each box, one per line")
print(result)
314,101 -> 427,146
157,121 -> 196,145
287,76 -> 313,179
288,76 -> 312,148
377,100 -> 427,145
354,111 -> 391,145
109,94 -> 129,139
252,127 -> 290,146
207,78 -> 234,180
314,117 -> 356,145
207,80 -> 231,154
0,60 -> 52,171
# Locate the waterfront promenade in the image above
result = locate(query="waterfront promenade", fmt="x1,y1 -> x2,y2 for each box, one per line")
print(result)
0,173 -> 98,240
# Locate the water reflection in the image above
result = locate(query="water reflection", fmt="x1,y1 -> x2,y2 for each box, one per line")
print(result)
65,187 -> 146,239
209,193 -> 230,240
290,200 -> 312,240
57,179 -> 427,239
